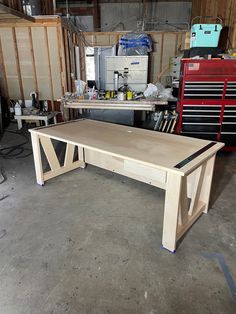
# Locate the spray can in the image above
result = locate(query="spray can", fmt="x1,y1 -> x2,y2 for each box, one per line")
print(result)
114,71 -> 119,91
127,91 -> 133,100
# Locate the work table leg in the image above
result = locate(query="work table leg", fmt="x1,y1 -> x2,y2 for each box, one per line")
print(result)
162,155 -> 217,252
162,172 -> 182,252
31,133 -> 44,185
31,135 -> 86,185
16,118 -> 22,130
200,155 -> 216,213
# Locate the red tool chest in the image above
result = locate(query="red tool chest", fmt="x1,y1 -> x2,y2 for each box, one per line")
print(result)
176,59 -> 236,150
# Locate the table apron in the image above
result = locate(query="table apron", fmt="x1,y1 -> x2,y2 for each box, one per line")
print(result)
84,148 -> 167,190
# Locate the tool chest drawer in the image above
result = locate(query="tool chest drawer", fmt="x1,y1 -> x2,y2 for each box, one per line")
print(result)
223,117 -> 236,123
182,123 -> 220,133
182,105 -> 221,122
223,105 -> 236,115
225,82 -> 236,99
183,82 -> 224,99
182,116 -> 220,123
222,105 -> 236,132
183,105 -> 221,111
221,123 -> 236,132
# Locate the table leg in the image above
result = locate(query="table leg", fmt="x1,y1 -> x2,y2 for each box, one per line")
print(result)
199,154 -> 216,213
31,132 -> 44,185
62,100 -> 69,121
33,136 -> 86,184
45,119 -> 48,126
17,118 -> 22,130
53,115 -> 57,124
162,172 -> 182,252
162,156 -> 216,252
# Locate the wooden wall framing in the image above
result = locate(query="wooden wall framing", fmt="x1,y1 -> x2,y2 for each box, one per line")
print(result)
0,17 -> 65,103
191,0 -> 236,49
0,16 -> 188,101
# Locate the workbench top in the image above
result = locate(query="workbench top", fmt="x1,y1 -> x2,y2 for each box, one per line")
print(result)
30,119 -> 223,176
62,99 -> 169,111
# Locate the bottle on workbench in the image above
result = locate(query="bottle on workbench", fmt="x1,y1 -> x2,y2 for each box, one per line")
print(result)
14,101 -> 22,116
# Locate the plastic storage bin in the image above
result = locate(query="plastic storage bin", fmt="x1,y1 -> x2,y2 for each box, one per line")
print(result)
190,16 -> 222,48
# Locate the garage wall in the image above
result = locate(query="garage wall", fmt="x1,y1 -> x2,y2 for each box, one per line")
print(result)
0,23 -> 64,101
83,31 -> 188,83
0,18 -> 188,101
191,0 -> 236,48
100,1 -> 192,31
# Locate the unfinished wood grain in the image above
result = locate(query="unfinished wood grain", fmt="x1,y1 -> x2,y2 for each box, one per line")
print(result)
39,136 -> 60,171
31,27 -> 51,100
162,172 -> 182,252
12,27 -> 24,100
162,33 -> 177,72
63,28 -> 72,92
176,201 -> 206,241
178,176 -> 188,226
159,33 -> 165,72
0,21 -> 188,99
64,143 -> 75,167
15,27 -> 35,99
0,36 -> 9,97
28,26 -> 38,93
188,163 -> 206,216
0,27 -> 20,99
191,0 -> 236,48
30,119 -> 224,176
31,133 -> 44,185
44,26 -> 54,109
43,160 -> 85,181
57,24 -> 66,94
85,149 -> 166,189
47,26 -> 63,99
79,43 -> 86,82
30,119 -> 223,252
199,155 -> 216,213
78,146 -> 86,168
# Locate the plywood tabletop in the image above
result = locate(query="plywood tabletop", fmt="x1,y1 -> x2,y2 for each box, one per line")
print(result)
30,119 -> 224,175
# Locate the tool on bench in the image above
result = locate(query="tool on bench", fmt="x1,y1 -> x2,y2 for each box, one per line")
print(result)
154,108 -> 178,133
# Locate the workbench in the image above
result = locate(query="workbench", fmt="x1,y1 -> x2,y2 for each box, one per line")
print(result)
30,119 -> 224,252
15,112 -> 59,130
62,99 -> 168,121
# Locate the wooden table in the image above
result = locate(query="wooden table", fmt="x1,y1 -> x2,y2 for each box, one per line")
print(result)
30,119 -> 224,252
15,112 -> 59,130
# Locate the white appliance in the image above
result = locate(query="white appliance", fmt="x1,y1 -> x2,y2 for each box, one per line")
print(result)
104,56 -> 148,92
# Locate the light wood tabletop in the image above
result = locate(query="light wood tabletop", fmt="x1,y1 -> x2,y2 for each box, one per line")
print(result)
30,119 -> 224,252
33,119 -> 223,176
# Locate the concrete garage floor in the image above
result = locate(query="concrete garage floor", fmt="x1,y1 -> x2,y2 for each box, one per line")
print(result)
0,126 -> 236,314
